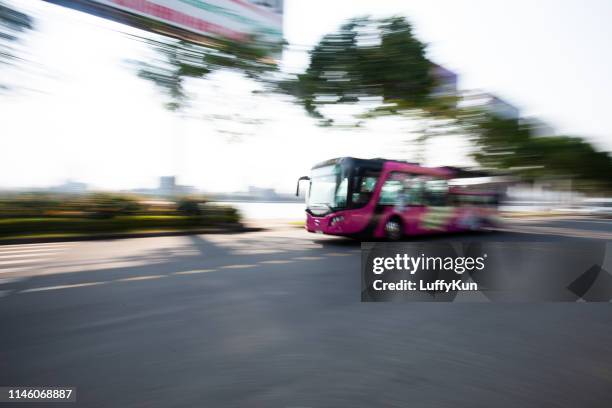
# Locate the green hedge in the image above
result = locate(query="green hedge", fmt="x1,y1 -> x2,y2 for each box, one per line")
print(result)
0,211 -> 240,237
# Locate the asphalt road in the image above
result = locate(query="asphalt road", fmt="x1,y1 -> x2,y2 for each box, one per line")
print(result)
1,218 -> 612,407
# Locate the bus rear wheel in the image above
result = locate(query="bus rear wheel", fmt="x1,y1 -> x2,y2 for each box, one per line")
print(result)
384,218 -> 403,241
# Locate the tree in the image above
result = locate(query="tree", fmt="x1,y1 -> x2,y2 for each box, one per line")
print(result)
280,16 -> 443,122
0,1 -> 33,89
461,105 -> 612,192
132,34 -> 280,111
278,16 -> 460,162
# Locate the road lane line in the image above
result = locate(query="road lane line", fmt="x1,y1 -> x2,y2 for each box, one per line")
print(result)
116,275 -> 166,282
220,264 -> 256,269
174,269 -> 216,275
292,256 -> 324,260
0,277 -> 22,285
259,260 -> 293,264
20,281 -> 106,293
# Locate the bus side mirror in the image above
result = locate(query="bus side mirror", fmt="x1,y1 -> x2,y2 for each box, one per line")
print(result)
296,176 -> 310,197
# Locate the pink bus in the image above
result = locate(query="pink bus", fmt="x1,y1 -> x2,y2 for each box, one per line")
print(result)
296,157 -> 500,240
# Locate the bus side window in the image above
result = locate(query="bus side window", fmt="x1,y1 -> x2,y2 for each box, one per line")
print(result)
378,172 -> 410,205
379,180 -> 403,205
402,177 -> 425,206
424,179 -> 449,206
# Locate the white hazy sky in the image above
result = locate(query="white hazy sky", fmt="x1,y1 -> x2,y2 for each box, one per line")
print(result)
1,0 -> 611,193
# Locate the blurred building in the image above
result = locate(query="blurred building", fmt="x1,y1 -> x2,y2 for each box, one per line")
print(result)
461,90 -> 520,120
158,176 -> 194,196
128,176 -> 194,196
430,63 -> 458,98
482,93 -> 519,120
159,176 -> 176,195
51,180 -> 88,194
248,186 -> 278,200
521,117 -> 556,137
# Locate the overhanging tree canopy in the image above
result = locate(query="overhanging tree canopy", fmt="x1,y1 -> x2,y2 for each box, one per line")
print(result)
279,16 -> 454,124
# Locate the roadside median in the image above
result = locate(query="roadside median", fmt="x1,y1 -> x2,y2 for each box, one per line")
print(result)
0,193 -> 263,245
0,225 -> 263,246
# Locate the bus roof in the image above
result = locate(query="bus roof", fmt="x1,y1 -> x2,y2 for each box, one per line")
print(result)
312,157 -> 452,177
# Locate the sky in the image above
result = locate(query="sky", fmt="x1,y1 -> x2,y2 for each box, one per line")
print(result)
1,0 -> 611,193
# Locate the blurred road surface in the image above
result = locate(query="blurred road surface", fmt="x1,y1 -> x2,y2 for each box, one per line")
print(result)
1,218 -> 612,407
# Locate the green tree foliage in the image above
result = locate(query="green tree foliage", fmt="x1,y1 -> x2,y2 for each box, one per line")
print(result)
465,112 -> 532,169
133,34 -> 280,111
0,1 -> 32,62
520,136 -> 612,189
0,1 -> 32,89
280,16 -> 447,123
463,108 -> 612,191
132,13 -> 612,192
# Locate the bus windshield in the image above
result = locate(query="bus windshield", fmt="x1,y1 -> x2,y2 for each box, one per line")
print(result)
308,165 -> 348,213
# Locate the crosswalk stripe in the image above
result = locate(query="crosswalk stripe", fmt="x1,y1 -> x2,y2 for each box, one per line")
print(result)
0,248 -> 66,255
0,243 -> 71,250
0,266 -> 35,274
0,259 -> 42,266
0,243 -> 73,275
0,252 -> 58,260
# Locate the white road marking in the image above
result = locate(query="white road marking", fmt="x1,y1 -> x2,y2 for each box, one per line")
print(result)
174,269 -> 216,275
0,243 -> 71,251
220,264 -> 256,269
0,277 -> 22,285
0,247 -> 67,255
293,256 -> 324,260
259,260 -> 293,264
0,252 -> 56,260
20,281 -> 106,293
0,266 -> 35,274
0,258 -> 42,266
116,275 -> 166,282
0,243 -> 74,275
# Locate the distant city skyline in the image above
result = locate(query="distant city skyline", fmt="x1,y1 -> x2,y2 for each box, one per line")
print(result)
0,175 -> 302,202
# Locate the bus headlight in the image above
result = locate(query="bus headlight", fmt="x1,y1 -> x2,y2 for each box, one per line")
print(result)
330,215 -> 345,226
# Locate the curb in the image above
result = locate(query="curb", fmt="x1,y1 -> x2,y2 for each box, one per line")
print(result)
0,226 -> 265,246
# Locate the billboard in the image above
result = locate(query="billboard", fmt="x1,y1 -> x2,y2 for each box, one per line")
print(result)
44,0 -> 283,45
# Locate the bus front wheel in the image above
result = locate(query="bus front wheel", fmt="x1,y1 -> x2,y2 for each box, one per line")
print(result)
384,217 -> 403,241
